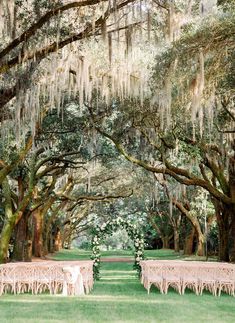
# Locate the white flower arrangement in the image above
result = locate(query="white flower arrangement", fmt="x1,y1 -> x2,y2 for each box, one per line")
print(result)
91,219 -> 145,279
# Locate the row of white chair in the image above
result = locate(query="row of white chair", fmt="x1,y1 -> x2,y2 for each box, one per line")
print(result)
140,260 -> 235,296
0,261 -> 94,296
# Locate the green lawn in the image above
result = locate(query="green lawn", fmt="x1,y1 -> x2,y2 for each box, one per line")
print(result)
51,248 -> 216,262
0,249 -> 234,323
51,249 -> 215,261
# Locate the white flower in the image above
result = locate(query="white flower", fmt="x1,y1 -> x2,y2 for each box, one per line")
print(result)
136,257 -> 140,262
101,223 -> 107,230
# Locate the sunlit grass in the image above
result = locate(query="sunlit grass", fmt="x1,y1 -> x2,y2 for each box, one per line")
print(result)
144,249 -> 216,261
0,249 -> 234,322
50,248 -> 216,262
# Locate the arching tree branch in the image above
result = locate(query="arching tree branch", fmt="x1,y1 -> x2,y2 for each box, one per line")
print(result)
0,0 -> 108,61
0,0 -> 136,74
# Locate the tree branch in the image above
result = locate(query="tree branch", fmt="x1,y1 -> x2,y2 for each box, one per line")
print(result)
65,189 -> 133,211
0,0 -> 136,74
92,122 -> 233,204
0,0 -> 108,61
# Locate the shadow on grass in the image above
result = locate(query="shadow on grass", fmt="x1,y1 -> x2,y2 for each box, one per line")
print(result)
0,250 -> 233,323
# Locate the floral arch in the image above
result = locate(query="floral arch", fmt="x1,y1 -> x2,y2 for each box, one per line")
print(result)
91,217 -> 145,279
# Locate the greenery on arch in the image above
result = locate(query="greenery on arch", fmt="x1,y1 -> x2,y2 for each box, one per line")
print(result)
91,218 -> 145,280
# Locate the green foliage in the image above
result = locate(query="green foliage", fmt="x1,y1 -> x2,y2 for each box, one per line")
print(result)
91,218 -> 145,280
103,229 -> 132,250
153,7 -> 235,109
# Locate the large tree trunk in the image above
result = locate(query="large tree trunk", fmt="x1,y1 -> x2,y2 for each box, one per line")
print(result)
32,197 -> 55,257
43,222 -> 55,255
54,228 -> 62,252
213,199 -> 230,262
0,179 -> 14,263
173,228 -> 180,252
42,222 -> 54,254
220,231 -> 229,261
0,220 -> 15,263
12,214 -> 32,261
12,175 -> 31,261
230,214 -> 235,262
162,236 -> 170,249
43,228 -> 50,256
196,233 -> 205,256
228,153 -> 235,262
32,209 -> 44,257
62,227 -> 72,249
0,156 -> 37,263
217,213 -> 230,262
184,226 -> 195,255
147,212 -> 173,249
173,198 -> 205,256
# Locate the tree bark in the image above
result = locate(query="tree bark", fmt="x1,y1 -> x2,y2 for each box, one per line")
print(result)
162,236 -> 170,249
213,199 -> 230,262
196,234 -> 205,256
0,178 -> 14,263
0,220 -> 15,263
12,214 -> 32,261
173,228 -> 180,252
229,213 -> 235,262
32,209 -> 44,257
54,228 -> 62,252
228,152 -> 235,262
43,228 -> 49,256
184,226 -> 195,255
219,224 -> 229,262
32,195 -> 56,257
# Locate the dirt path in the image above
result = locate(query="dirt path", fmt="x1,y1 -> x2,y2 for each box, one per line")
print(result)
32,256 -> 134,263
101,257 -> 134,262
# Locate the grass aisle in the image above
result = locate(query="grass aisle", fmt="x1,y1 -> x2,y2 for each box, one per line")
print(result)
0,250 -> 235,323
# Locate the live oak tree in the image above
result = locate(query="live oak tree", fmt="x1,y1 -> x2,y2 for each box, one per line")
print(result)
0,0 -> 171,261
0,0 -> 165,123
87,2 -> 235,261
0,0 -> 166,187
0,104 -> 133,262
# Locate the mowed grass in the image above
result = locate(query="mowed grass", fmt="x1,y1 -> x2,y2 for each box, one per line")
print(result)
51,248 -> 216,262
50,248 -> 134,261
0,249 -> 234,323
